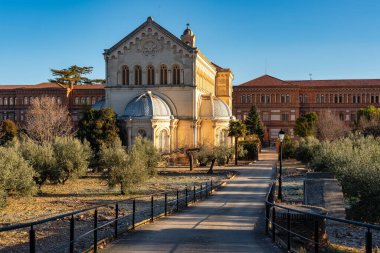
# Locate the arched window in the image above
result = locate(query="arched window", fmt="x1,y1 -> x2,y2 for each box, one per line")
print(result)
134,65 -> 142,85
75,97 -> 79,105
4,98 -> 8,105
86,97 -> 91,105
81,97 -> 85,105
172,65 -> 180,84
219,129 -> 229,146
9,97 -> 13,105
160,65 -> 168,84
122,65 -> 129,85
0,98 -> 3,105
137,129 -> 147,138
158,129 -> 169,152
339,112 -> 345,121
29,97 -> 33,104
91,97 -> 96,105
147,65 -> 155,85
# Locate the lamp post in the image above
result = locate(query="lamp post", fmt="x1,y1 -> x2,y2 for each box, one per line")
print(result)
278,128 -> 285,201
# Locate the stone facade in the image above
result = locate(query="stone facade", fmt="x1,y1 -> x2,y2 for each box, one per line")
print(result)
102,17 -> 234,152
233,75 -> 380,141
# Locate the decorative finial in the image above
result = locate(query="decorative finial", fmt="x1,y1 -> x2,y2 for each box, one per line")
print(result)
147,16 -> 153,22
186,22 -> 190,29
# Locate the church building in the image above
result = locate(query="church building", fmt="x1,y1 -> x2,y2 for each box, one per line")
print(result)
100,17 -> 234,152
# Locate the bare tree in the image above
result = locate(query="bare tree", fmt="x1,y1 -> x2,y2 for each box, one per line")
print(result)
25,97 -> 73,143
317,111 -> 351,141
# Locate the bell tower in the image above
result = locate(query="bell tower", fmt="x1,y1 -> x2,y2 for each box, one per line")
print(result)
181,23 -> 196,47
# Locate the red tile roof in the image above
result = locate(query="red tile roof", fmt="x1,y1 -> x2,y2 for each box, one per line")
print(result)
238,75 -> 295,87
0,83 -> 104,90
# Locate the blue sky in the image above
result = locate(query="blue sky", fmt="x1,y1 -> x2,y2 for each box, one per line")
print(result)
0,0 -> 379,85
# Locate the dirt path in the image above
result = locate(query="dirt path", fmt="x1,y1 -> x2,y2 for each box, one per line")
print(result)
102,149 -> 280,253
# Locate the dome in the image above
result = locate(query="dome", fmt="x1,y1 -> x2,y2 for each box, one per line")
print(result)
200,96 -> 233,119
92,98 -> 105,110
123,91 -> 172,119
183,28 -> 194,36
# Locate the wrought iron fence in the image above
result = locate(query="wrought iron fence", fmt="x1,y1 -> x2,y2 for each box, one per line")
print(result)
0,179 -> 222,253
265,181 -> 380,253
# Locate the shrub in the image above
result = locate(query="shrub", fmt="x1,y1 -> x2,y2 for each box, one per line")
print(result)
0,146 -> 35,206
239,141 -> 259,160
0,120 -> 18,145
195,146 -> 213,166
19,138 -> 57,190
131,136 -> 161,176
282,134 -> 298,159
214,145 -> 233,165
295,136 -> 320,164
52,137 -> 92,184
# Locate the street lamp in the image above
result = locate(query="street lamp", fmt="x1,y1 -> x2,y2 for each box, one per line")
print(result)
278,128 -> 285,201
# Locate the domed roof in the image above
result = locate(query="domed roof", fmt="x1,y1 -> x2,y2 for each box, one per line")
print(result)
182,23 -> 194,36
200,96 -> 233,120
92,98 -> 106,110
123,91 -> 172,119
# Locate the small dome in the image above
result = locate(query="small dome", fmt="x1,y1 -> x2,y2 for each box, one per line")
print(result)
200,96 -> 233,119
92,98 -> 105,110
123,91 -> 172,119
183,28 -> 193,36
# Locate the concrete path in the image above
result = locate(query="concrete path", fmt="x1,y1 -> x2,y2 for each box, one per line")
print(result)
102,149 -> 280,253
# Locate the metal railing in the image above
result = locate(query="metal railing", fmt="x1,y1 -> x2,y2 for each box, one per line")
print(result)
0,179 -> 222,253
265,181 -> 380,253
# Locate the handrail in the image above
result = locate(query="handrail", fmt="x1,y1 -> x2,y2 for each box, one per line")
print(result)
265,181 -> 380,231
0,178 -> 225,253
265,180 -> 379,253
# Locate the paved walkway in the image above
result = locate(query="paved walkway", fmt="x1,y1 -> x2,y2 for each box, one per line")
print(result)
102,149 -> 280,253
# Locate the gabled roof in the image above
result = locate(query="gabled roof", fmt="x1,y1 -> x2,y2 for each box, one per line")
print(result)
238,75 -> 295,87
105,17 -> 195,55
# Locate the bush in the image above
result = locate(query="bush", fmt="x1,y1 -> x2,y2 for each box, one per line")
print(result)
295,136 -> 320,164
52,137 -> 92,184
195,146 -> 213,166
0,120 -> 18,145
239,141 -> 259,160
309,134 -> 380,222
282,134 -> 298,159
0,146 -> 35,207
19,138 -> 57,189
131,136 -> 161,176
214,145 -> 233,165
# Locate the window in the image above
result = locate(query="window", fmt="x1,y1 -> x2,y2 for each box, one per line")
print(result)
75,97 -> 79,105
316,95 -> 320,103
262,112 -> 269,121
281,113 -> 289,121
158,129 -> 169,153
339,95 -> 343,103
160,65 -> 168,84
241,95 -> 246,104
351,113 -> 357,122
219,129 -> 229,146
334,95 -> 338,103
339,112 -> 345,121
9,97 -> 13,105
122,65 -> 129,85
299,95 -> 303,103
91,97 -> 96,105
0,98 -> 2,105
86,97 -> 91,105
172,65 -> 180,84
14,97 -> 17,105
147,65 -> 155,85
4,98 -> 8,105
81,97 -> 85,105
137,129 -> 147,138
261,95 -> 270,104
134,65 -> 142,85
321,95 -> 325,103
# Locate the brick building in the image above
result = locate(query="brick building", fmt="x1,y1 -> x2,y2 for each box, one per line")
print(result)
233,75 -> 380,141
0,83 -> 105,126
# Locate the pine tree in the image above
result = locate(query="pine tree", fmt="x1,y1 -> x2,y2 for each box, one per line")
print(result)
245,106 -> 264,141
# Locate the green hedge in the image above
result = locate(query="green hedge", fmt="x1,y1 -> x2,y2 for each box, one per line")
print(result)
239,141 -> 259,160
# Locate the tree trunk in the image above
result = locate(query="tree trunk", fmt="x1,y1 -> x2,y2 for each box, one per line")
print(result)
120,183 -> 125,195
188,153 -> 194,171
234,136 -> 238,165
207,159 -> 216,174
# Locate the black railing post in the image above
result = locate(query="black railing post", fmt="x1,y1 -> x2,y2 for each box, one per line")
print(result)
164,193 -> 167,216
205,182 -> 208,198
193,185 -> 196,203
29,225 -> 36,253
272,207 -> 276,242
185,188 -> 188,207
210,180 -> 213,194
115,203 -> 119,238
265,203 -> 269,235
94,209 -> 98,253
132,199 -> 136,229
287,211 -> 291,252
200,184 -> 203,200
151,195 -> 154,222
70,215 -> 75,253
176,190 -> 179,211
314,219 -> 319,253
366,228 -> 372,253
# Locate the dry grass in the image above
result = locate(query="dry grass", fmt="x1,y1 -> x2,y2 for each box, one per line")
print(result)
0,167 -> 229,226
